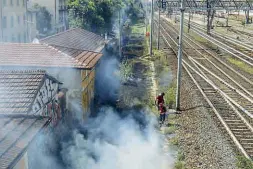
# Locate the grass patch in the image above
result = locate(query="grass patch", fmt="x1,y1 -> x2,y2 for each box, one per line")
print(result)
170,136 -> 179,146
119,60 -> 133,82
174,161 -> 186,169
177,151 -> 185,161
131,24 -> 145,34
164,82 -> 176,109
228,58 -> 253,74
163,125 -> 176,134
236,156 -> 253,169
174,151 -> 186,169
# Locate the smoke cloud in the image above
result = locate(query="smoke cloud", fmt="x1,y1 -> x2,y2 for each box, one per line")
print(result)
94,52 -> 121,106
29,107 -> 174,169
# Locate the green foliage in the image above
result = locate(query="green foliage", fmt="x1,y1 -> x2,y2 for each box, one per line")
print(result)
236,156 -> 253,169
169,136 -> 179,145
119,60 -> 133,82
67,0 -> 144,33
164,83 -> 176,109
174,161 -> 186,169
34,4 -> 51,34
242,20 -> 246,26
163,125 -> 176,134
67,0 -> 125,33
228,58 -> 253,74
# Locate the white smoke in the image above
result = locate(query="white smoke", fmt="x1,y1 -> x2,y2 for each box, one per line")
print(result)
59,107 -> 174,169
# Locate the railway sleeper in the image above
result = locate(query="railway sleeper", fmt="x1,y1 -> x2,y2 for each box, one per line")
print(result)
223,117 -> 242,121
241,143 -> 253,148
227,125 -> 249,129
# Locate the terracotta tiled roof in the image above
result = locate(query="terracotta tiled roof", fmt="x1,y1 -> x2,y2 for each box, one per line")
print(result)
0,70 -> 60,115
0,43 -> 101,69
51,45 -> 103,69
40,28 -> 105,52
0,116 -> 49,169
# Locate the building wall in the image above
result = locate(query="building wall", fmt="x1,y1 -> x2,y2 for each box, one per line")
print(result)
0,65 -> 96,121
81,68 -> 95,119
13,152 -> 28,169
30,0 -> 68,33
46,67 -> 95,121
0,0 -> 37,42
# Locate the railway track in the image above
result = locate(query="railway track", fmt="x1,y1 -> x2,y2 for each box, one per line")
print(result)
187,21 -> 253,58
154,16 -> 253,159
162,14 -> 253,67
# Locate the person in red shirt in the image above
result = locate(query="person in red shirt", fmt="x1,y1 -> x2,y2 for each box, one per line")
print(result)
159,103 -> 166,124
155,92 -> 165,110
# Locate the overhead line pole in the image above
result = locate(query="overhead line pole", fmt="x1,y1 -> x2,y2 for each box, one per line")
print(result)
176,0 -> 184,111
119,10 -> 122,58
150,0 -> 154,56
157,0 -> 161,50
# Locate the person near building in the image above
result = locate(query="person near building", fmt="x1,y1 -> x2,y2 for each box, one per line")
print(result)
155,92 -> 165,110
159,103 -> 166,124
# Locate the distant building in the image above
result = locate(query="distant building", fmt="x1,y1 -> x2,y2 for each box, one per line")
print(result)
0,0 -> 37,42
29,0 -> 68,33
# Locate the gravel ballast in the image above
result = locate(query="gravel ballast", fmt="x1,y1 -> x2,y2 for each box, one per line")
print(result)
160,38 -> 238,169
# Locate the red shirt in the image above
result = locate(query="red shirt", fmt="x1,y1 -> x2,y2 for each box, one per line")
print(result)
159,104 -> 166,114
156,95 -> 164,104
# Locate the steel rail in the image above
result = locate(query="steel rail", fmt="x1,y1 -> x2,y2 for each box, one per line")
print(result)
182,31 -> 253,86
159,26 -> 252,159
190,26 -> 253,66
157,20 -> 253,120
167,14 -> 253,64
185,19 -> 253,50
156,19 -> 253,97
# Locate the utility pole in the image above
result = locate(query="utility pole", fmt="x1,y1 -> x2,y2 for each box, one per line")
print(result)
119,10 -> 122,58
188,11 -> 191,33
150,0 -> 154,56
176,0 -> 184,111
157,0 -> 161,50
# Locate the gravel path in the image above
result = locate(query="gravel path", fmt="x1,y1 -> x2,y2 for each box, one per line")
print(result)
160,38 -> 238,169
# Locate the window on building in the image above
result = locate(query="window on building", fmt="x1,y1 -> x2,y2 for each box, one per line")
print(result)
23,14 -> 26,24
17,0 -> 19,6
3,36 -> 7,42
10,0 -> 13,6
11,16 -> 14,27
23,0 -> 25,6
2,16 -> 7,29
18,33 -> 21,42
11,34 -> 15,42
31,14 -> 33,22
17,16 -> 20,25
23,32 -> 26,42
3,0 -> 6,6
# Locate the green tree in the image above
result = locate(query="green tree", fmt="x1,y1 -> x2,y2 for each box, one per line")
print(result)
67,0 -> 125,33
34,4 -> 52,34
